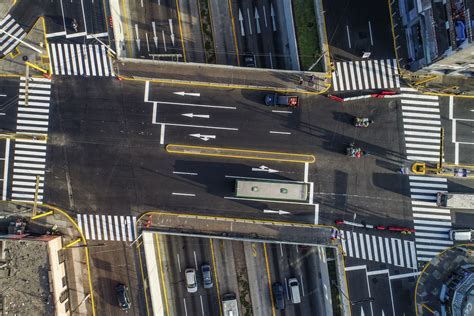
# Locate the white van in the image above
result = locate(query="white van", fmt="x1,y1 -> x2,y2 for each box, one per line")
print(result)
449,229 -> 473,241
185,268 -> 197,293
288,278 -> 301,304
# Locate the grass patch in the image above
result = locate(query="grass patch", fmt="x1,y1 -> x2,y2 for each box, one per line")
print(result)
198,0 -> 216,64
326,248 -> 343,315
292,0 -> 323,71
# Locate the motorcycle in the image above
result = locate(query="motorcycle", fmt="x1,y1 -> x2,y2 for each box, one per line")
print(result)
354,117 -> 373,128
346,143 -> 367,158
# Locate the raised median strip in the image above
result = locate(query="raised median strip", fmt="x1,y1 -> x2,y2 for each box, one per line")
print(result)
166,144 -> 316,163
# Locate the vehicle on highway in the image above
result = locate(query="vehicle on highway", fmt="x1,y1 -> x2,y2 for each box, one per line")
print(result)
222,293 -> 239,316
436,192 -> 474,209
242,52 -> 256,67
235,179 -> 309,202
264,93 -> 299,107
272,282 -> 285,310
288,278 -> 301,304
185,268 -> 198,293
115,283 -> 131,311
449,229 -> 473,241
201,264 -> 213,289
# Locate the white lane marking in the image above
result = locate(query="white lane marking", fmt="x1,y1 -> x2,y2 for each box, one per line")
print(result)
95,45 -> 103,76
50,44 -> 59,75
2,139 -> 10,200
70,44 -> 77,75
368,21 -> 373,45
353,232 -> 359,258
404,240 -> 411,268
77,214 -> 83,236
389,272 -> 420,280
279,243 -> 283,257
359,233 -> 366,259
346,25 -> 351,48
200,295 -> 205,316
176,253 -> 181,272
361,60 -> 369,90
83,214 -> 90,240
269,131 -> 291,135
406,150 -> 439,156
127,216 -> 133,241
337,62 -> 345,90
108,215 -> 114,241
378,237 -> 385,263
89,45 -> 97,76
102,215 -> 108,240
120,216 -> 126,242
455,142 -> 459,165
173,171 -> 198,176
355,61 -> 363,90
346,231 -> 353,257
393,58 -> 400,87
247,8 -> 252,35
387,59 -> 394,88
344,265 -> 367,271
95,214 -> 102,240
380,60 -> 387,88
160,124 -> 165,145
304,163 -> 309,182
155,100 -> 236,110
372,235 -> 378,261
57,44 -> 65,75
449,96 -> 454,119
367,60 -> 375,88
341,231 -> 347,253
314,204 -> 319,225
404,130 -> 441,137
114,215 -> 120,240
400,93 -> 438,100
405,143 -> 441,149
77,44 -> 84,75
401,99 -> 439,106
300,275 -> 305,296
132,217 -> 137,240
349,61 -> 356,90
385,238 -> 391,264
64,44 -> 71,75
194,251 -> 198,269
415,232 -> 449,238
272,110 -> 292,113
365,235 -> 372,260
374,60 -> 381,88
331,71 -> 339,91
89,214 -> 95,240
404,125 -> 440,131
397,239 -> 404,267
343,62 -> 350,91
102,45 -> 109,76
83,44 -> 90,76
183,298 -> 188,316
156,122 -> 237,131
402,118 -> 441,125
172,192 -> 196,197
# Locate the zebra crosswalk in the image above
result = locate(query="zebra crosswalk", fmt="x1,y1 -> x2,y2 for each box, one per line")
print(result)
409,176 -> 453,262
0,14 -> 26,57
11,77 -> 52,203
400,87 -> 442,162
340,230 -> 417,269
76,214 -> 138,242
48,43 -> 115,77
332,59 -> 400,92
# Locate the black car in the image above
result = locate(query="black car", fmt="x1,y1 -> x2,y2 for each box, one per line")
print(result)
242,52 -> 256,67
272,282 -> 285,310
115,283 -> 131,311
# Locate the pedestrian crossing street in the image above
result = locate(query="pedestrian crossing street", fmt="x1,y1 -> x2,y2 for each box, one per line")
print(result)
48,43 -> 115,77
409,176 -> 453,262
0,14 -> 26,57
11,77 -> 52,203
400,87 -> 442,162
341,230 -> 417,269
76,214 -> 138,242
332,59 -> 400,92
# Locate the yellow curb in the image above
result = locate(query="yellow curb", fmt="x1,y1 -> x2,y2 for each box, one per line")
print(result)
154,233 -> 170,315
263,243 -> 276,315
227,0 -> 240,66
175,0 -> 186,62
209,239 -> 223,316
136,244 -> 151,316
166,144 -> 316,163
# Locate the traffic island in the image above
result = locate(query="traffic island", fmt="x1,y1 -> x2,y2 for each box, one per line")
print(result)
166,144 -> 316,163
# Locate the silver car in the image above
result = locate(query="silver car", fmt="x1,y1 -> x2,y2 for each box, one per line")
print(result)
185,268 -> 198,293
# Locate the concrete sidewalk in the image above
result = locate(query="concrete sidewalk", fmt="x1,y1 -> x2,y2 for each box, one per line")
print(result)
116,57 -> 330,93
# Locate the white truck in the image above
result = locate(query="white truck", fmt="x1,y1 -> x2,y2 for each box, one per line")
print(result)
436,192 -> 474,209
222,293 -> 239,316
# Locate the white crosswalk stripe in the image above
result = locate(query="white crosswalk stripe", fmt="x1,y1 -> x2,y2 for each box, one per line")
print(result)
0,15 -> 26,57
76,213 -> 138,242
10,77 -> 52,203
341,231 -> 416,269
400,90 -> 442,162
48,43 -> 114,77
332,59 -> 400,91
408,176 -> 453,263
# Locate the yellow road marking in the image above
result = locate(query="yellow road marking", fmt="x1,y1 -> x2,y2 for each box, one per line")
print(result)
154,234 -> 170,315
263,243 -> 275,315
209,239 -> 223,315
137,242 -> 151,316
227,0 -> 240,66
166,144 -> 316,163
251,243 -> 257,257
175,0 -> 187,62
63,237 -> 82,249
121,0 -> 133,55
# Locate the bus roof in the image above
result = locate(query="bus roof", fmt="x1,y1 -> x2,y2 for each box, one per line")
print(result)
235,179 -> 308,201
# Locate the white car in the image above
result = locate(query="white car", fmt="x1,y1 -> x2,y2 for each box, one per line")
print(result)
185,268 -> 198,293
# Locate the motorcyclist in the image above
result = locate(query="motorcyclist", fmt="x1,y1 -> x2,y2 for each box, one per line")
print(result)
347,143 -> 366,158
354,117 -> 374,127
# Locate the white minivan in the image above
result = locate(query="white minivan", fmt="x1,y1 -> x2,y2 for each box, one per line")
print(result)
185,268 -> 198,293
449,229 -> 473,241
288,278 -> 301,304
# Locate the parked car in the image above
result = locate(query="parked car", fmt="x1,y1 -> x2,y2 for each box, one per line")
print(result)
201,264 -> 213,289
264,93 -> 299,107
272,282 -> 285,310
185,268 -> 198,293
243,52 -> 256,67
115,283 -> 131,311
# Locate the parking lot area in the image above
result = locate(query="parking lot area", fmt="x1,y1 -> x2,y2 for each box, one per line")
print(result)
146,232 -> 333,315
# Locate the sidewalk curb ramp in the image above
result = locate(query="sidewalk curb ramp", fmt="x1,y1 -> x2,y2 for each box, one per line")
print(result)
166,144 -> 316,163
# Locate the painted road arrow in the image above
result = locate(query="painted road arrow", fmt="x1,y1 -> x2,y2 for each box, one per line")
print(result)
190,133 -> 216,141
251,165 -> 279,173
174,91 -> 201,97
263,209 -> 291,215
169,19 -> 175,46
255,7 -> 261,34
134,24 -> 140,50
238,9 -> 245,36
182,113 -> 210,119
152,21 -> 158,48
